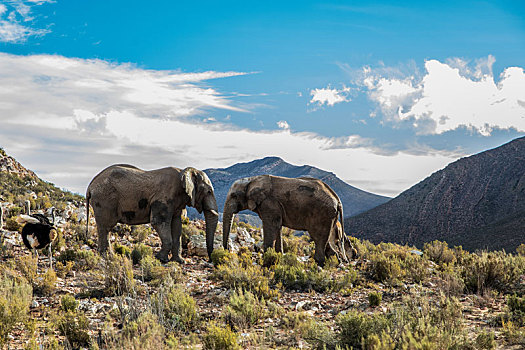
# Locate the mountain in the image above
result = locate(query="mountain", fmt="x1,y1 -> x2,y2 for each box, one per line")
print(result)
345,137 -> 525,252
204,156 -> 390,218
0,148 -> 83,207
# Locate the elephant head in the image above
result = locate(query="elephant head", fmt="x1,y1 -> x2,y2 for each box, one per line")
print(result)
182,167 -> 219,258
222,176 -> 271,249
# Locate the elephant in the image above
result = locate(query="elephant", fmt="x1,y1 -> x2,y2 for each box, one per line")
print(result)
86,164 -> 218,263
221,175 -> 355,266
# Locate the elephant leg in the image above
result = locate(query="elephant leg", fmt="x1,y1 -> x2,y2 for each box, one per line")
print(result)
151,202 -> 174,263
94,215 -> 115,256
152,222 -> 172,263
275,229 -> 283,253
259,199 -> 283,251
96,225 -> 111,255
170,213 -> 184,263
311,228 -> 330,267
262,220 -> 282,251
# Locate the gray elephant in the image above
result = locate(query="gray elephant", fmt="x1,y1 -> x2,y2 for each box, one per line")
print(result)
86,164 -> 218,263
221,175 -> 355,266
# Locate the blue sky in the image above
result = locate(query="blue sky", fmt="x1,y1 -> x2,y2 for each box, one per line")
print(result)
0,0 -> 524,196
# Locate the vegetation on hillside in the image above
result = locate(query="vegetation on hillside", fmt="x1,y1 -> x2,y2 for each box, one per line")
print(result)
1,213 -> 524,348
1,151 -> 524,349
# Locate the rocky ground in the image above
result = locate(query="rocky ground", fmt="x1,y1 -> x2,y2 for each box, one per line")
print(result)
1,212 -> 524,349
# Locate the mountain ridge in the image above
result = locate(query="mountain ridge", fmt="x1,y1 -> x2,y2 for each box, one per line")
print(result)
345,136 -> 525,252
204,156 -> 390,218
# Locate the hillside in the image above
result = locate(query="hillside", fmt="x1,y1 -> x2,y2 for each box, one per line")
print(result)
204,156 -> 390,218
346,136 -> 525,252
0,148 -> 83,212
1,148 -> 525,349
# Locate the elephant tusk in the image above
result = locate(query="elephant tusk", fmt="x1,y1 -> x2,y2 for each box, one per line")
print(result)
209,209 -> 219,216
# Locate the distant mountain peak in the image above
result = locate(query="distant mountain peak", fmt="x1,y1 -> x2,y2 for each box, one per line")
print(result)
205,157 -> 390,218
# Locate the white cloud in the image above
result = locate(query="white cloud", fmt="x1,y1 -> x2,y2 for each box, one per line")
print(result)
0,53 -> 460,197
0,0 -> 52,43
277,120 -> 290,129
309,86 -> 351,107
363,56 -> 525,136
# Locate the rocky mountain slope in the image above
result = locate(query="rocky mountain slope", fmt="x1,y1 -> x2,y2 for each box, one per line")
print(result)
346,136 -> 525,252
0,148 -> 83,211
204,156 -> 390,217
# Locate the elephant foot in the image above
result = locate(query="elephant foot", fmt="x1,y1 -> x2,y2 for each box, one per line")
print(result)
171,254 -> 185,264
155,252 -> 170,264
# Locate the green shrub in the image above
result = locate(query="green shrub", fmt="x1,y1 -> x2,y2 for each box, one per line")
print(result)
131,225 -> 152,243
0,268 -> 32,347
262,248 -> 281,268
7,206 -> 22,218
203,321 -> 240,350
51,229 -> 66,254
211,248 -> 234,266
476,330 -> 496,350
16,255 -> 38,285
131,243 -> 153,265
224,289 -> 266,330
5,217 -> 20,231
273,253 -> 356,293
368,291 -> 382,307
299,318 -> 337,350
54,260 -> 74,279
213,252 -> 278,299
517,244 -> 525,257
104,254 -> 134,296
336,309 -> 389,349
36,268 -> 57,296
54,310 -> 90,348
368,253 -> 402,283
460,250 -> 524,294
153,278 -> 198,331
333,293 -> 470,350
120,312 -> 165,349
113,243 -> 131,257
508,294 -> 525,326
57,248 -> 100,270
424,240 -> 457,265
68,223 -> 88,244
140,255 -> 165,282
437,265 -> 466,297
60,294 -> 78,312
403,253 -> 430,283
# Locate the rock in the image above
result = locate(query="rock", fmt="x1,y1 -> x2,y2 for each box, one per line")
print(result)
410,249 -> 423,256
187,234 -> 229,256
31,300 -> 39,308
2,237 -> 18,249
237,228 -> 255,246
296,301 -> 307,311
187,235 -> 207,257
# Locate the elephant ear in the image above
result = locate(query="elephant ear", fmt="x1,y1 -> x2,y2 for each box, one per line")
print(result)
181,167 -> 197,207
246,175 -> 272,211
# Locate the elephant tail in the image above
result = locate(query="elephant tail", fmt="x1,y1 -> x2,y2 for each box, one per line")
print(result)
85,190 -> 91,238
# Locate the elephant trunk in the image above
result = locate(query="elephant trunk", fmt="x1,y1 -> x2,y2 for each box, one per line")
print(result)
204,209 -> 219,260
222,209 -> 234,250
